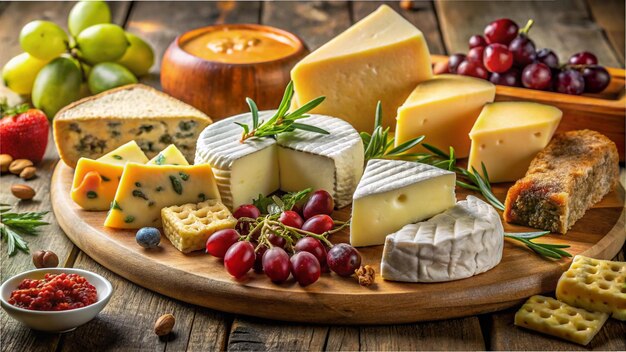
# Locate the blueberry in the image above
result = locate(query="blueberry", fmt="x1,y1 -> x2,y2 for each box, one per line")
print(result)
136,227 -> 161,249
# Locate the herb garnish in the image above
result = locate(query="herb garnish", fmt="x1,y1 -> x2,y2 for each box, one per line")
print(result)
169,175 -> 183,195
0,204 -> 49,256
111,200 -> 122,211
236,81 -> 328,142
505,231 -> 572,259
253,188 -> 312,215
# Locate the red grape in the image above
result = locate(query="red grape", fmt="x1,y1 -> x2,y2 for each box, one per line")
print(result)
253,244 -> 267,273
535,48 -> 559,69
448,53 -> 466,74
294,237 -> 327,266
509,34 -> 536,66
290,252 -> 321,286
568,51 -> 598,65
555,69 -> 585,95
268,233 -> 286,248
302,190 -> 334,219
467,46 -> 485,63
521,62 -> 552,90
483,43 -> 513,73
327,244 -> 362,277
262,247 -> 291,283
224,241 -> 255,278
469,34 -> 487,48
433,61 -> 449,75
489,68 -> 520,87
233,204 -> 261,219
582,65 -> 610,93
484,18 -> 519,45
206,229 -> 240,258
279,210 -> 303,229
457,60 -> 488,79
301,214 -> 334,234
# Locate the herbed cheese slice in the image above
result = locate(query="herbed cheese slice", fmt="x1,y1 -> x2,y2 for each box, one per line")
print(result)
556,255 -> 626,320
381,196 -> 503,282
395,75 -> 495,158
104,163 -> 220,229
290,4 -> 432,133
514,295 -> 609,346
350,159 -> 456,247
148,144 -> 189,165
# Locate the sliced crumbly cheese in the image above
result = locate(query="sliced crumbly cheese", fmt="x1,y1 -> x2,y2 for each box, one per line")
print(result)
195,111 -> 279,210
148,144 -> 189,165
290,5 -> 432,132
467,102 -> 562,183
514,295 -> 609,346
350,159 -> 456,247
161,200 -> 237,253
556,255 -> 626,320
381,196 -> 503,282
54,84 -> 212,168
104,163 -> 221,229
276,115 -> 364,208
395,75 -> 495,158
71,141 -> 149,210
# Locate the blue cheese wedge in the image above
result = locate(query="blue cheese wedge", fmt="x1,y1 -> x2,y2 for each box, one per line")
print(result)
381,196 -> 504,282
148,144 -> 189,165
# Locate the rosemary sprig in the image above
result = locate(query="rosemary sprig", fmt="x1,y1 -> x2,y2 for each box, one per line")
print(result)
253,188 -> 312,215
0,204 -> 49,256
237,81 -> 328,142
505,231 -> 572,259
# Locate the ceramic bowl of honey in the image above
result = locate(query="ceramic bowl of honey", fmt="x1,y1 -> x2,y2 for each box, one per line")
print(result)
161,24 -> 309,120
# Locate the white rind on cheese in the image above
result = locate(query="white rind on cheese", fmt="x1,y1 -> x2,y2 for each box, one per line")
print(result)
381,196 -> 504,282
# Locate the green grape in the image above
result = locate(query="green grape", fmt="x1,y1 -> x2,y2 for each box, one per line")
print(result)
19,20 -> 69,60
116,33 -> 154,76
68,0 -> 111,37
88,62 -> 138,94
32,57 -> 82,118
2,53 -> 48,95
76,24 -> 128,65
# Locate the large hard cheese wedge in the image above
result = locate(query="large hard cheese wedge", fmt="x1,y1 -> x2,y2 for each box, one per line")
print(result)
104,163 -> 220,229
290,5 -> 432,133
70,141 -> 149,210
381,196 -> 503,282
350,159 -> 456,247
54,84 -> 212,168
468,102 -> 562,183
395,75 -> 495,157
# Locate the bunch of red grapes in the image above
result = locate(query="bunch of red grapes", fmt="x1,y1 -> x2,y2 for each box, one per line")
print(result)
205,190 -> 363,287
436,18 -> 611,95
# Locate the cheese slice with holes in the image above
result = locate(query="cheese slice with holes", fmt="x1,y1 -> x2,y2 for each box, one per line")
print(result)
556,255 -> 626,320
350,159 -> 456,247
514,295 -> 609,346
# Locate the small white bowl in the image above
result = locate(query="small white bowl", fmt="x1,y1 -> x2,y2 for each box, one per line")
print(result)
0,268 -> 113,332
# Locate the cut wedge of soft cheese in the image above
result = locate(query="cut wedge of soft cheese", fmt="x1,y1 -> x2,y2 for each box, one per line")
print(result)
381,196 -> 503,282
148,144 -> 189,165
395,75 -> 495,157
350,159 -> 456,247
468,102 -> 562,183
70,141 -> 149,210
104,163 -> 220,229
276,115 -> 363,208
195,111 -> 364,209
290,5 -> 432,133
54,84 -> 212,168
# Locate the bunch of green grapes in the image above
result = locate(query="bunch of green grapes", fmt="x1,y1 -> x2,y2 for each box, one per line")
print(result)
1,1 -> 155,118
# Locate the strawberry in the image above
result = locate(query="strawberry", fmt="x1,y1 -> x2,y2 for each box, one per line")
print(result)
1,101 -> 49,163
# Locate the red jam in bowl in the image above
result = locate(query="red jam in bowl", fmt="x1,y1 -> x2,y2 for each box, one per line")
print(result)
8,273 -> 98,311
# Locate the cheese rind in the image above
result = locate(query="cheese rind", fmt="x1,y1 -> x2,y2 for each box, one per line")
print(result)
395,75 -> 495,157
514,295 -> 609,346
350,159 -> 456,247
148,144 -> 189,165
290,5 -> 432,132
468,102 -> 562,183
381,196 -> 503,282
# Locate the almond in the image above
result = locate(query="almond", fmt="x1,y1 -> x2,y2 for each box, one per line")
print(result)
0,154 -> 13,173
154,313 -> 175,336
19,166 -> 37,180
11,184 -> 36,200
9,159 -> 33,175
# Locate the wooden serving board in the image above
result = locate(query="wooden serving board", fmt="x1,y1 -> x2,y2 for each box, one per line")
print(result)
51,162 -> 625,324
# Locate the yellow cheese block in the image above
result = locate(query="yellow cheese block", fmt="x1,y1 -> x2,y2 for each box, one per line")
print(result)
162,200 -> 237,253
148,144 -> 189,165
70,141 -> 149,210
395,75 -> 495,157
104,163 -> 220,229
514,295 -> 609,346
556,255 -> 626,320
468,102 -> 562,183
290,4 -> 432,133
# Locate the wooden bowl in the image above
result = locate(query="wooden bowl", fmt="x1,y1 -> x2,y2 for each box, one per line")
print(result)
432,55 -> 625,162
161,24 -> 309,120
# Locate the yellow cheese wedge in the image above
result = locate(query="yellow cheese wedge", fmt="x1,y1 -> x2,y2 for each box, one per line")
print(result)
514,295 -> 609,346
148,144 -> 189,165
70,141 -> 149,210
395,75 -> 495,157
556,255 -> 626,320
290,4 -> 432,133
104,163 -> 220,229
468,102 -> 562,183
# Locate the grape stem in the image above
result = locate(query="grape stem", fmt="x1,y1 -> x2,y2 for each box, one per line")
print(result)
519,19 -> 534,35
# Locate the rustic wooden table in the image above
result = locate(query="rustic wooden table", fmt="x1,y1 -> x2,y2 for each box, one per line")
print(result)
1,1 -> 624,351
